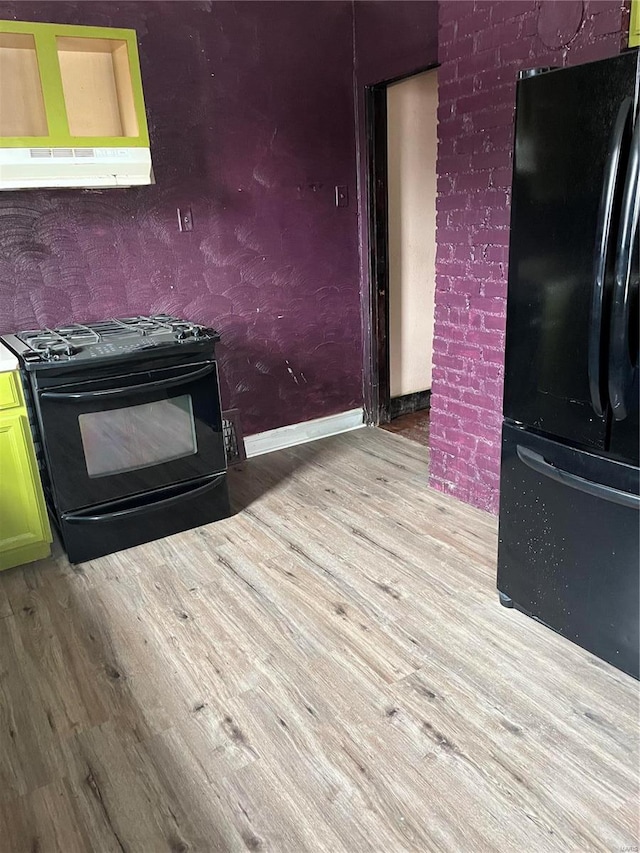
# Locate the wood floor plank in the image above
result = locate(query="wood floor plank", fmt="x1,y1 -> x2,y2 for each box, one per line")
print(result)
0,576 -> 12,619
0,428 -> 637,851
0,780 -> 100,853
228,679 -> 443,853
63,720 -> 241,852
390,667 -> 633,851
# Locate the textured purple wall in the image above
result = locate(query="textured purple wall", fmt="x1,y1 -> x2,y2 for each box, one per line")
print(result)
354,1 -> 439,85
352,1 -> 439,418
0,1 -> 362,436
429,0 -> 629,514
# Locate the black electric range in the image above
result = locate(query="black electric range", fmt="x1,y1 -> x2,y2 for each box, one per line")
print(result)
1,315 -> 231,563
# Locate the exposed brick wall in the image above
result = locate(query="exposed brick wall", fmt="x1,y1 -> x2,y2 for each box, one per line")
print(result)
429,0 -> 629,514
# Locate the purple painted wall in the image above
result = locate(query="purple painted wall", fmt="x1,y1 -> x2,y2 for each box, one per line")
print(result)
354,1 -> 439,85
429,0 -> 629,513
352,1 -> 439,417
0,1 -> 362,436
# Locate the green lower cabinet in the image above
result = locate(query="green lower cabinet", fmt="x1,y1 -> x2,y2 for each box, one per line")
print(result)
0,410 -> 52,571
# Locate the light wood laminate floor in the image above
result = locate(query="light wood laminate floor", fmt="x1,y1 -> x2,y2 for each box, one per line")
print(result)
0,428 -> 637,852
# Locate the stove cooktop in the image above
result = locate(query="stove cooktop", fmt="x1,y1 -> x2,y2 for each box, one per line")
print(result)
2,315 -> 220,369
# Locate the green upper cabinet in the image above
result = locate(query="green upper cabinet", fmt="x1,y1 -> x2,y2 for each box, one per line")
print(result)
0,19 -> 149,147
0,20 -> 152,188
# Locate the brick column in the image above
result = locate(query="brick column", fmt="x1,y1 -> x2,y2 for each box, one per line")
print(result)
429,0 -> 629,513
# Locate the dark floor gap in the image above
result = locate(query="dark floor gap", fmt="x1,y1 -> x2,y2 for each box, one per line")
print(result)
379,408 -> 430,448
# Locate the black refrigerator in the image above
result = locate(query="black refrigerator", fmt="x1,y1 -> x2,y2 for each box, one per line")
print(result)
497,48 -> 640,680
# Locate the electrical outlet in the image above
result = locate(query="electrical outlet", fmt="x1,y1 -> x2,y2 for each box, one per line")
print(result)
177,207 -> 193,232
335,186 -> 348,208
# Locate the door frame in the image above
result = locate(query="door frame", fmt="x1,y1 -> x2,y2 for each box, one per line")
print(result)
365,63 -> 439,425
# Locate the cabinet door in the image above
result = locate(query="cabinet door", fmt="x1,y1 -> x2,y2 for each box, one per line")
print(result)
0,20 -> 149,149
0,371 -> 22,410
0,413 -> 49,557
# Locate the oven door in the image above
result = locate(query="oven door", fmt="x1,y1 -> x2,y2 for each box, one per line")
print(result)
37,360 -> 226,512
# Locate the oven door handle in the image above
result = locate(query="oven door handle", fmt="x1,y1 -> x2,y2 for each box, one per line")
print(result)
62,474 -> 226,523
40,363 -> 216,401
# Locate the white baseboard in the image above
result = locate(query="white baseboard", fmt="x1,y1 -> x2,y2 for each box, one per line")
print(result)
244,408 -> 365,458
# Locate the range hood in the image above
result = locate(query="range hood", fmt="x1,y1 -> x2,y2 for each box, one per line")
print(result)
0,146 -> 153,190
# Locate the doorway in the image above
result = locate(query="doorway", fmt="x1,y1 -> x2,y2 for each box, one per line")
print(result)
367,67 -> 438,451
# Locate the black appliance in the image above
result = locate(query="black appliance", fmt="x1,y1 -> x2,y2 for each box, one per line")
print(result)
1,315 -> 231,563
497,49 -> 640,680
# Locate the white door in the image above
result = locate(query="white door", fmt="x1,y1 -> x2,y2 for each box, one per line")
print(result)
387,69 -> 438,399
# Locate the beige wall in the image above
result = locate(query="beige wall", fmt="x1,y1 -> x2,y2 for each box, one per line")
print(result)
387,69 -> 438,398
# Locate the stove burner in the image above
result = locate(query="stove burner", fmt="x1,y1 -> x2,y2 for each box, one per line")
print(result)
12,315 -> 218,365
42,342 -> 77,360
21,328 -> 79,359
32,336 -> 63,350
56,325 -> 101,343
115,317 -> 164,334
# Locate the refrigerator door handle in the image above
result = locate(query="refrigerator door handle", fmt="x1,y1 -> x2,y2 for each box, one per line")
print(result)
516,445 -> 640,509
608,115 -> 640,422
588,97 -> 633,417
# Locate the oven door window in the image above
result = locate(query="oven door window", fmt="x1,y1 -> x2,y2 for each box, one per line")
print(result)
78,395 -> 198,478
